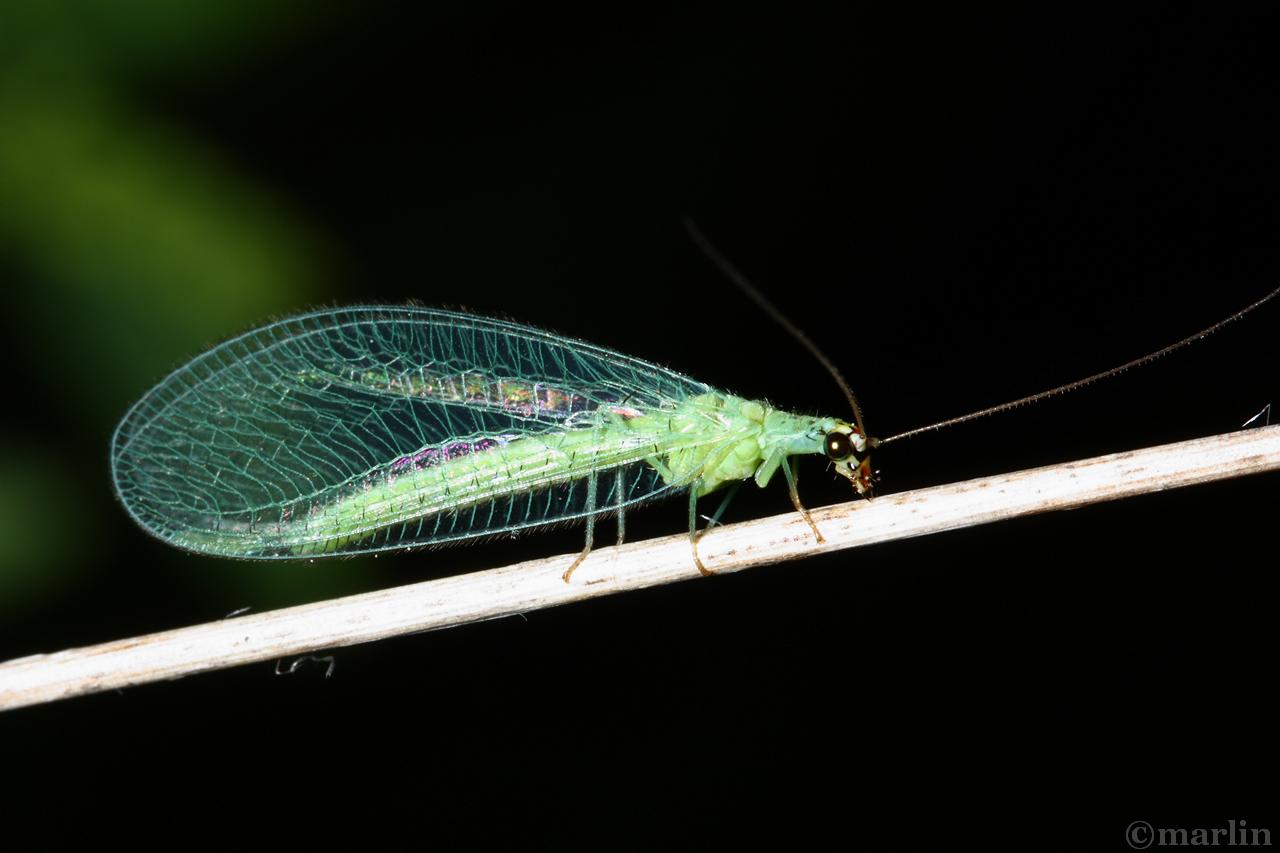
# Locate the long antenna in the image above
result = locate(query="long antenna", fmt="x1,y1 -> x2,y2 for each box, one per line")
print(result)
683,219 -> 870,441
878,283 -> 1280,446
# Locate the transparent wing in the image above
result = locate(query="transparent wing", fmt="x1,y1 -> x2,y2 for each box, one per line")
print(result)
111,306 -> 713,558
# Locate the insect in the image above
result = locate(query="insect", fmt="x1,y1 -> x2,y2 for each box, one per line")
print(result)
110,303 -> 874,581
110,232 -> 1278,583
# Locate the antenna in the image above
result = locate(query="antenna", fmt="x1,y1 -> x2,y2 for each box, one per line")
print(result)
877,284 -> 1280,445
682,219 -> 870,442
683,219 -> 1279,451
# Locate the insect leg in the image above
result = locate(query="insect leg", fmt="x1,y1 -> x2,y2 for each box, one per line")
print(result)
644,451 -> 674,481
562,469 -> 598,583
782,456 -> 825,544
704,481 -> 741,529
614,467 -> 626,546
689,484 -> 713,576
687,438 -> 746,576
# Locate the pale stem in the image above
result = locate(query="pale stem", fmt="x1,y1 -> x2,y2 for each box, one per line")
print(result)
2,425 -> 1277,712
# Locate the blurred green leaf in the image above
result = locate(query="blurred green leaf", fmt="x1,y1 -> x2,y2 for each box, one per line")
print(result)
0,0 -> 326,82
0,88 -> 327,425
0,444 -> 90,611
0,1 -> 366,608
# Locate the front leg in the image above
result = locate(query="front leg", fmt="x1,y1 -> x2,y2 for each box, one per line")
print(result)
688,485 -> 713,576
781,455 -> 824,544
686,437 -> 746,576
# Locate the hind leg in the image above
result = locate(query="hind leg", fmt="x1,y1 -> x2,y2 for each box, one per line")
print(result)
562,470 -> 598,583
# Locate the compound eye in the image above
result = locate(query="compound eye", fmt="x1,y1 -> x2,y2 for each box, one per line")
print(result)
825,431 -> 853,460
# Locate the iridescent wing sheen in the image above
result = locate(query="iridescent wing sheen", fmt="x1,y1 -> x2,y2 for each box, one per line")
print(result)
111,306 -> 713,558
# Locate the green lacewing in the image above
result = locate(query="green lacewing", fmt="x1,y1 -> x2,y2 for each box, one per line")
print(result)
111,306 -> 872,577
111,278 -> 1279,579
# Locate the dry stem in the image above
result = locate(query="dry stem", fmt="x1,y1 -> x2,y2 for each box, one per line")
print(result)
2,425 -> 1277,712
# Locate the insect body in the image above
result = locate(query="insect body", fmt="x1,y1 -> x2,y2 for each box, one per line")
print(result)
113,280 -> 1279,581
111,307 -> 871,576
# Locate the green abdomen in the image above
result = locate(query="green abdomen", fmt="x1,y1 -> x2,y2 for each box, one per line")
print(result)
173,395 -> 748,557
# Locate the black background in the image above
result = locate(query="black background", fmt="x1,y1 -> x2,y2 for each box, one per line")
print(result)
5,5 -> 1278,849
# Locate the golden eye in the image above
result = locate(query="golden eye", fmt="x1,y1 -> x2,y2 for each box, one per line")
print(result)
825,432 -> 852,460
